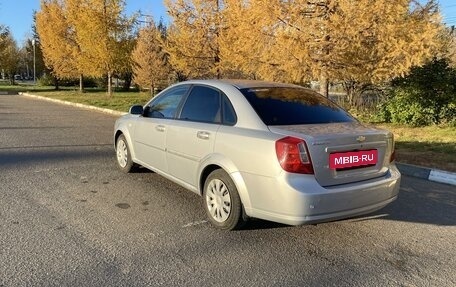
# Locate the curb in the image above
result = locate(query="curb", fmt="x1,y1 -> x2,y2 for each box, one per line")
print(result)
1,91 -> 19,95
18,92 -> 456,186
396,163 -> 456,186
19,92 -> 127,117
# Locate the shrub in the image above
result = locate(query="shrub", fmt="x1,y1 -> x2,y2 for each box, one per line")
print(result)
439,101 -> 456,127
37,74 -> 55,86
38,74 -> 99,88
377,59 -> 456,126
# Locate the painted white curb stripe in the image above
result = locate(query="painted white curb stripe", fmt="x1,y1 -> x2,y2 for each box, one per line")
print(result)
19,92 -> 127,116
429,169 -> 456,186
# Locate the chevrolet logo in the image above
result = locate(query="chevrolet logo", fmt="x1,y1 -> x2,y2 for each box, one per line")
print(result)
356,136 -> 366,142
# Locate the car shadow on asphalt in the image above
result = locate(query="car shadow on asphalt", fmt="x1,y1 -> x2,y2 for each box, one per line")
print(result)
241,219 -> 290,230
344,175 -> 456,227
376,176 -> 456,226
131,166 -> 154,174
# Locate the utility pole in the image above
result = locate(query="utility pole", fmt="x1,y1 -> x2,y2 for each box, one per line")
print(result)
32,38 -> 36,85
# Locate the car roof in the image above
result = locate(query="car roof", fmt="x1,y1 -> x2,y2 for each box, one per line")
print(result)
178,79 -> 304,90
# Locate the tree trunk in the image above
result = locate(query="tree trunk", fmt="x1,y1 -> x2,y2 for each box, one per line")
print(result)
342,81 -> 355,108
343,80 -> 366,109
79,74 -> 84,93
122,73 -> 132,91
176,71 -> 187,82
53,76 -> 59,90
107,72 -> 112,97
319,75 -> 329,98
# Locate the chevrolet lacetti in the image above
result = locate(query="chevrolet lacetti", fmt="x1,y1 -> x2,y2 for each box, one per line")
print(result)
114,80 -> 401,230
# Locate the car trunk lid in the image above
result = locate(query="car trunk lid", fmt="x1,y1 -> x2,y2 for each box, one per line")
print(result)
269,122 -> 394,187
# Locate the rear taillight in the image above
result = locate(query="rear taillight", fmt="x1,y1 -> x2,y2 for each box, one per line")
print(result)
275,136 -> 314,174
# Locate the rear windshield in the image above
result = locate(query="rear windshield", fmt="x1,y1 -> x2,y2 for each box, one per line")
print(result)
240,87 -> 355,125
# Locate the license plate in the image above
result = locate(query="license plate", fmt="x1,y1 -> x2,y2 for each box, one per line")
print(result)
329,149 -> 378,169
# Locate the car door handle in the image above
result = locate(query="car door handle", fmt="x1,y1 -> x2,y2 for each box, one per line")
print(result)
197,131 -> 210,140
155,125 -> 166,132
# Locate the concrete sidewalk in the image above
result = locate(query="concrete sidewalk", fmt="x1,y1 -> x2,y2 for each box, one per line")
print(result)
19,92 -> 456,186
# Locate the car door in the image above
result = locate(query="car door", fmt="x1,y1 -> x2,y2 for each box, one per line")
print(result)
166,85 -> 222,187
133,85 -> 189,173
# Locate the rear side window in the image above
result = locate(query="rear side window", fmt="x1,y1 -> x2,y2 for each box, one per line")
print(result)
222,95 -> 237,125
180,86 -> 221,123
240,87 -> 355,125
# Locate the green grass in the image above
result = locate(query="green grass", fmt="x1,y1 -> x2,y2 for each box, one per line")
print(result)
375,124 -> 456,172
0,83 -> 51,92
2,85 -> 455,171
31,89 -> 152,112
0,84 -> 152,112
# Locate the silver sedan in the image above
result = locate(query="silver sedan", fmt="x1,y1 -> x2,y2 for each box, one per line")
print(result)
114,80 -> 401,230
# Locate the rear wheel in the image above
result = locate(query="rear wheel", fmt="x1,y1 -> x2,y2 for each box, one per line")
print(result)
203,169 -> 246,230
116,134 -> 136,173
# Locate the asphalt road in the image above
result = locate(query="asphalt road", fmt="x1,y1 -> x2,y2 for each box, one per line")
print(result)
1,94 -> 455,287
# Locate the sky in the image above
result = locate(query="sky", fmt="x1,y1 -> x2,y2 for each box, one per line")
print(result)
0,0 -> 456,46
0,0 -> 168,46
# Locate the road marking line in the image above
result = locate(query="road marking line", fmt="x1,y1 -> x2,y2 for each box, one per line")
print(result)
182,220 -> 208,228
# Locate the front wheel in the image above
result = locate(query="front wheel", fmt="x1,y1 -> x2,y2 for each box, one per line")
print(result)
203,169 -> 246,230
116,134 -> 136,173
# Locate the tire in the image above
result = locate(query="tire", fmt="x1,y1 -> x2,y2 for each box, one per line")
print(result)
115,134 -> 136,173
203,169 -> 247,230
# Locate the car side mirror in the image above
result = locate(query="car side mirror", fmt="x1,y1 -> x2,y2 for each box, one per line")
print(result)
129,105 -> 144,115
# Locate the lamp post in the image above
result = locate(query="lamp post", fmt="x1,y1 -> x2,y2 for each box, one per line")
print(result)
32,39 -> 36,85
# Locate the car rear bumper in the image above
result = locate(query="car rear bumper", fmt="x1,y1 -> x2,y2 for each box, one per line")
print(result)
241,164 -> 401,226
